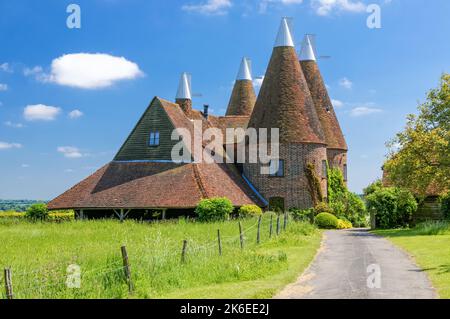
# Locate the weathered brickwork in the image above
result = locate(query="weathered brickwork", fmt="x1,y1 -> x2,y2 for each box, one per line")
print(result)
327,148 -> 347,177
243,143 -> 328,210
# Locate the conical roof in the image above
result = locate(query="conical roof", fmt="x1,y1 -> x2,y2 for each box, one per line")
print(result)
225,58 -> 256,116
299,35 -> 316,61
176,72 -> 191,100
248,19 -> 325,144
300,37 -> 347,150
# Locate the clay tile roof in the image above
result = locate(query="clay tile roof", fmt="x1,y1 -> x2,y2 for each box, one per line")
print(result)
225,80 -> 256,116
248,46 -> 326,144
48,96 -> 264,210
47,161 -> 263,210
300,60 -> 347,150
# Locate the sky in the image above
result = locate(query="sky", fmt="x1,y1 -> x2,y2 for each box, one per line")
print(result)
0,0 -> 449,200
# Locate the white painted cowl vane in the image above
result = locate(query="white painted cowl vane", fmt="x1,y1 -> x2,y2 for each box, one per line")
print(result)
176,72 -> 192,100
299,35 -> 317,61
274,17 -> 295,48
236,57 -> 252,81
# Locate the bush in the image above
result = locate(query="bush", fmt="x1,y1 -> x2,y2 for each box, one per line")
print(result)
366,187 -> 418,229
363,180 -> 383,197
195,197 -> 234,222
337,219 -> 353,229
25,203 -> 49,220
48,211 -> 75,222
315,212 -> 338,229
339,192 -> 367,227
290,208 -> 314,223
327,167 -> 368,227
314,202 -> 333,215
238,205 -> 263,218
440,192 -> 450,219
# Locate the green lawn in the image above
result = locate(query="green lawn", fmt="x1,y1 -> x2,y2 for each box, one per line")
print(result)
374,222 -> 450,299
0,216 -> 321,299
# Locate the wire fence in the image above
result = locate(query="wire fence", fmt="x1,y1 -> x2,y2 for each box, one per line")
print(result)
1,213 -> 293,299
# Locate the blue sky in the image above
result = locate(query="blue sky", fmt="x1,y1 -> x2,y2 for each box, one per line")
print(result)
0,0 -> 449,200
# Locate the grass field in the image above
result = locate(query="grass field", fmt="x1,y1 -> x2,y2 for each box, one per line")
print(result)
374,221 -> 450,299
0,216 -> 321,299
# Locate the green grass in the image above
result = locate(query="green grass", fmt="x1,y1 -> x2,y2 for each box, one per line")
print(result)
0,216 -> 321,299
374,221 -> 450,299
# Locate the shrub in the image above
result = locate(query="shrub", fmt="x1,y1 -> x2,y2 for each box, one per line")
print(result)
315,212 -> 338,229
195,197 -> 234,222
337,219 -> 353,229
314,202 -> 333,215
366,187 -> 418,229
363,180 -> 383,197
48,211 -> 75,222
238,205 -> 263,218
25,203 -> 49,221
328,167 -> 368,227
440,192 -> 450,219
290,208 -> 314,223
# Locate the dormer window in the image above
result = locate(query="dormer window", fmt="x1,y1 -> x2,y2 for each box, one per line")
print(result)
149,131 -> 160,146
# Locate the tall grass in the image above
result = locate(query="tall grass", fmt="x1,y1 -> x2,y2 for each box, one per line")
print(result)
0,216 -> 319,299
411,221 -> 450,236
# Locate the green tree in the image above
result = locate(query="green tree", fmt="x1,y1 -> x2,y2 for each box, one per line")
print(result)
384,73 -> 450,196
366,187 -> 418,229
26,203 -> 49,220
327,166 -> 368,227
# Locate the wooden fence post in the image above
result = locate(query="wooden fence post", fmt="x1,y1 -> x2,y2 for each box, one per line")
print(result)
4,268 -> 13,300
257,216 -> 262,244
181,240 -> 188,263
217,229 -> 222,256
269,215 -> 273,238
276,215 -> 280,236
121,245 -> 134,294
283,212 -> 288,231
239,222 -> 244,250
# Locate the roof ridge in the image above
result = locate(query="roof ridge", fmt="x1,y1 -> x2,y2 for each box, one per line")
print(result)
192,163 -> 208,199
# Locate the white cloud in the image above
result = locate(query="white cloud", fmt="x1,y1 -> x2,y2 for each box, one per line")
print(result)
0,142 -> 22,150
350,106 -> 382,117
4,121 -> 25,128
339,77 -> 353,89
21,164 -> 30,168
64,169 -> 75,173
259,0 -> 303,13
24,104 -> 61,121
39,53 -> 143,89
311,0 -> 366,16
331,99 -> 344,108
0,63 -> 12,73
69,109 -> 83,119
0,83 -> 8,91
23,66 -> 48,82
182,0 -> 232,15
57,146 -> 84,159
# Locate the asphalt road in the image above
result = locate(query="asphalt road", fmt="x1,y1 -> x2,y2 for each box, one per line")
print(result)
275,229 -> 437,299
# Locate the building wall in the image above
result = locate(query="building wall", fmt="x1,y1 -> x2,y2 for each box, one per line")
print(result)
327,148 -> 348,181
243,143 -> 328,210
114,99 -> 178,161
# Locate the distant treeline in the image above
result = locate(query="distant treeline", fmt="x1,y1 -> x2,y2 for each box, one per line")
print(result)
0,200 -> 48,212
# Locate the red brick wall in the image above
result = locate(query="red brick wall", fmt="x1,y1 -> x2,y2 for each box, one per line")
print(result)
327,148 -> 348,182
243,143 -> 328,210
